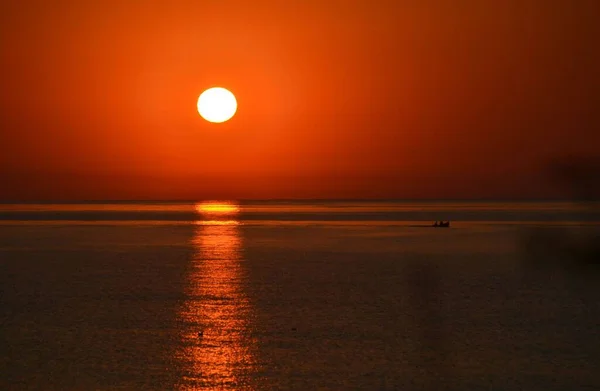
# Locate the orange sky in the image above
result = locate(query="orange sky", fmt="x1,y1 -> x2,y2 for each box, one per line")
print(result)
1,0 -> 599,200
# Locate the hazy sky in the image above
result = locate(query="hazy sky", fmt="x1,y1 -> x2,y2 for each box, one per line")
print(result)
1,0 -> 598,199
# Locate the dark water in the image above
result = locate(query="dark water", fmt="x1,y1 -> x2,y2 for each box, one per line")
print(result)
1,201 -> 599,390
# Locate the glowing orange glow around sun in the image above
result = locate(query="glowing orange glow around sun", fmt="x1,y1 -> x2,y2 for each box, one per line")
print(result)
197,87 -> 237,123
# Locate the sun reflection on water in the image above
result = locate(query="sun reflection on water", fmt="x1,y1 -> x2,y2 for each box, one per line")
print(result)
195,202 -> 241,215
177,201 -> 256,390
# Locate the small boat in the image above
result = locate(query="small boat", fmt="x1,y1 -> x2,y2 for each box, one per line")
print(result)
407,221 -> 452,228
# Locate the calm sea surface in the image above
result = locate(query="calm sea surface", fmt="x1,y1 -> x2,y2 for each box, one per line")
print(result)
1,201 -> 599,390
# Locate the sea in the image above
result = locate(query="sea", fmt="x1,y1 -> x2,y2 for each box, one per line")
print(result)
1,201 -> 599,390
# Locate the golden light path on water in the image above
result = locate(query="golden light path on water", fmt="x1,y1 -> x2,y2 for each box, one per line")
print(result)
176,201 -> 256,390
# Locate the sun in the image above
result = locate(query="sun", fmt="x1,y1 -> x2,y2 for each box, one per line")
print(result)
197,87 -> 237,123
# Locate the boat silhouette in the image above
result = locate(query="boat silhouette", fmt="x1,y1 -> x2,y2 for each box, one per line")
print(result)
407,221 -> 452,228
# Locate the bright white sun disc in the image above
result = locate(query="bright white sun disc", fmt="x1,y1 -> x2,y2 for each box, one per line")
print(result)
197,87 -> 237,123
